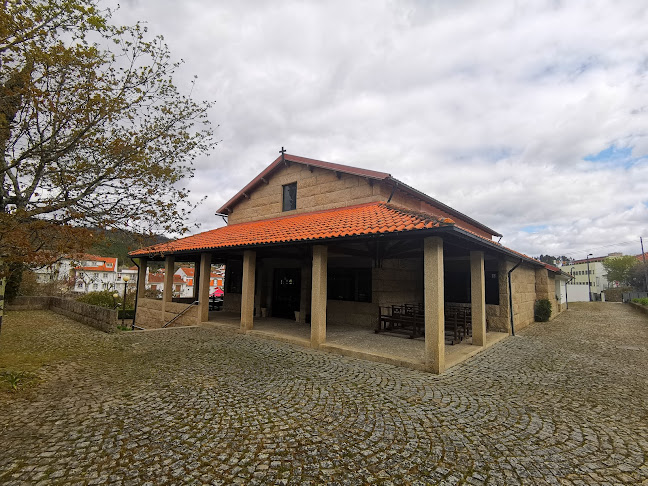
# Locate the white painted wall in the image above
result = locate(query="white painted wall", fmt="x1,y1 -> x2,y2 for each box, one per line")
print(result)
566,283 -> 591,302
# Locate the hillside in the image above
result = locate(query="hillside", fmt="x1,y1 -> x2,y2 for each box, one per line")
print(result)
89,229 -> 170,268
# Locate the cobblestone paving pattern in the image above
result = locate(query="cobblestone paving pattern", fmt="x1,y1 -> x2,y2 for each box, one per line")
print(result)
0,303 -> 647,485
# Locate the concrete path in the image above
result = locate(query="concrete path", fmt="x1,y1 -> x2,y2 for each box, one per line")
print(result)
0,302 -> 647,485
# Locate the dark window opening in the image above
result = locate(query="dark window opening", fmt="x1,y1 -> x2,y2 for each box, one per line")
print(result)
328,268 -> 371,302
444,270 -> 470,303
226,261 -> 243,294
282,182 -> 297,211
485,271 -> 499,305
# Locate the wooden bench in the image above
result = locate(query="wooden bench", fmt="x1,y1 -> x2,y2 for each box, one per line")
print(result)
376,302 -> 474,345
376,304 -> 424,338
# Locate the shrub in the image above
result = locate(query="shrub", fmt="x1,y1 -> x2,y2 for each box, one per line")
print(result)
118,309 -> 136,319
77,290 -> 120,309
632,297 -> 648,306
534,299 -> 552,322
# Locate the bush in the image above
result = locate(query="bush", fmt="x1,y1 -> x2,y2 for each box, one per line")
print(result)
77,290 -> 120,309
534,299 -> 552,322
118,309 -> 136,319
632,297 -> 648,306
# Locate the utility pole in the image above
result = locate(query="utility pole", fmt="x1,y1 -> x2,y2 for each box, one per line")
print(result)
641,237 -> 648,292
586,253 -> 593,302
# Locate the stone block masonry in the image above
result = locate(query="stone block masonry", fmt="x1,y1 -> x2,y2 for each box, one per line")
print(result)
7,296 -> 118,333
135,297 -> 198,329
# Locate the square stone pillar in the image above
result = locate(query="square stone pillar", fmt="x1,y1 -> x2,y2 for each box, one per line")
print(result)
241,250 -> 256,331
197,253 -> 211,324
499,259 -> 512,335
470,250 -> 487,346
424,237 -> 445,374
162,256 -> 175,322
299,263 -> 311,324
135,257 -> 147,297
310,245 -> 328,348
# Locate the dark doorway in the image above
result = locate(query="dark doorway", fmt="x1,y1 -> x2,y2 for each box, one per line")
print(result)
273,268 -> 301,319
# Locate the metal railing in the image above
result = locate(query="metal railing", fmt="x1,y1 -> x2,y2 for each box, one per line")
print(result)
163,300 -> 199,328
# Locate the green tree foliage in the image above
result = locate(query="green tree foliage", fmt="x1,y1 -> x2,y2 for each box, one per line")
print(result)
628,261 -> 648,291
0,0 -> 215,276
537,255 -> 570,265
602,255 -> 639,286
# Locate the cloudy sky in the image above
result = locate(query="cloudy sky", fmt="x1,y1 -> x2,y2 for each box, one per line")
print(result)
112,0 -> 648,260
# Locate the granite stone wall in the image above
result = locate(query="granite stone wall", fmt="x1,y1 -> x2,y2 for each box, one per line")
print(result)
135,297 -> 198,328
7,296 -> 118,333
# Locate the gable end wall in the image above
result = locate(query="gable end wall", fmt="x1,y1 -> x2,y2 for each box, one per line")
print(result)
227,164 -> 384,224
227,163 -> 496,240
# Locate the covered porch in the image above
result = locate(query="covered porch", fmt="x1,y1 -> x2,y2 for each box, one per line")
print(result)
188,228 -> 518,374
203,310 -> 508,371
131,204 -> 530,374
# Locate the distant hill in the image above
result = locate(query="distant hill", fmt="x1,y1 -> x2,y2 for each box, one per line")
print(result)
89,229 -> 170,268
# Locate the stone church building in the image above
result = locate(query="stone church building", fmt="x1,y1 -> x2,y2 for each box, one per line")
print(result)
130,153 -> 568,373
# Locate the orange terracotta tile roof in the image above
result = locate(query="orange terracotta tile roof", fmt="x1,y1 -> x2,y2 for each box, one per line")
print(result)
177,267 -> 195,277
131,202 -> 455,256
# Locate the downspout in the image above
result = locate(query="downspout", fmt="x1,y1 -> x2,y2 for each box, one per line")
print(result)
508,259 -> 523,336
130,257 -> 144,330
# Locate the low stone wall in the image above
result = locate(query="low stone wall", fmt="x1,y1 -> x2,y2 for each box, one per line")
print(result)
328,300 -> 377,328
135,297 -> 198,328
5,295 -> 51,310
629,302 -> 648,316
7,296 -> 117,333
136,298 -> 164,328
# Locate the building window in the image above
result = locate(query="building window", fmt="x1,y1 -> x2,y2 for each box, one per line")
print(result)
282,182 -> 297,211
327,268 -> 371,302
226,260 -> 243,294
93,283 -> 98,290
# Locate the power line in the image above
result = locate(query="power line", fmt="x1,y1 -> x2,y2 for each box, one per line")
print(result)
553,238 -> 645,258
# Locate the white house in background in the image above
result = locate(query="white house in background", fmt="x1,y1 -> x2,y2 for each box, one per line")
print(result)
72,255 -> 119,293
116,266 -> 139,295
146,271 -> 165,294
562,252 -> 622,301
143,265 -> 226,298
32,254 -> 121,293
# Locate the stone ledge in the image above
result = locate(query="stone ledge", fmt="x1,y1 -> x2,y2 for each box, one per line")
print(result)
629,302 -> 648,316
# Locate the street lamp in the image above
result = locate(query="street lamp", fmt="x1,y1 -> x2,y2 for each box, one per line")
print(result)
122,275 -> 130,327
112,292 -> 119,309
566,267 -> 576,310
586,253 -> 593,302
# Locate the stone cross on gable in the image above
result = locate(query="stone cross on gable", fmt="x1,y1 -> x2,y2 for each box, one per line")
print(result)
280,147 -> 286,164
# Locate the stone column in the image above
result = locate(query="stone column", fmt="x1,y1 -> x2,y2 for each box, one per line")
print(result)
499,259 -> 512,334
197,253 -> 211,324
310,245 -> 328,348
470,251 -> 487,346
241,250 -> 256,331
424,237 -> 445,374
162,256 -> 175,323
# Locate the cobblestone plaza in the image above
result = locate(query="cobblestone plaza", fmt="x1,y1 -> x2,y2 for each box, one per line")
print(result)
1,302 -> 647,485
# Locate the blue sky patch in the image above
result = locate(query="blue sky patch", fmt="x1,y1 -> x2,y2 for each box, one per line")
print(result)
521,225 -> 548,233
584,145 -> 637,167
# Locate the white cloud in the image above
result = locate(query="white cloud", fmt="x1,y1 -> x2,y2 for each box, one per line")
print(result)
110,0 -> 648,257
